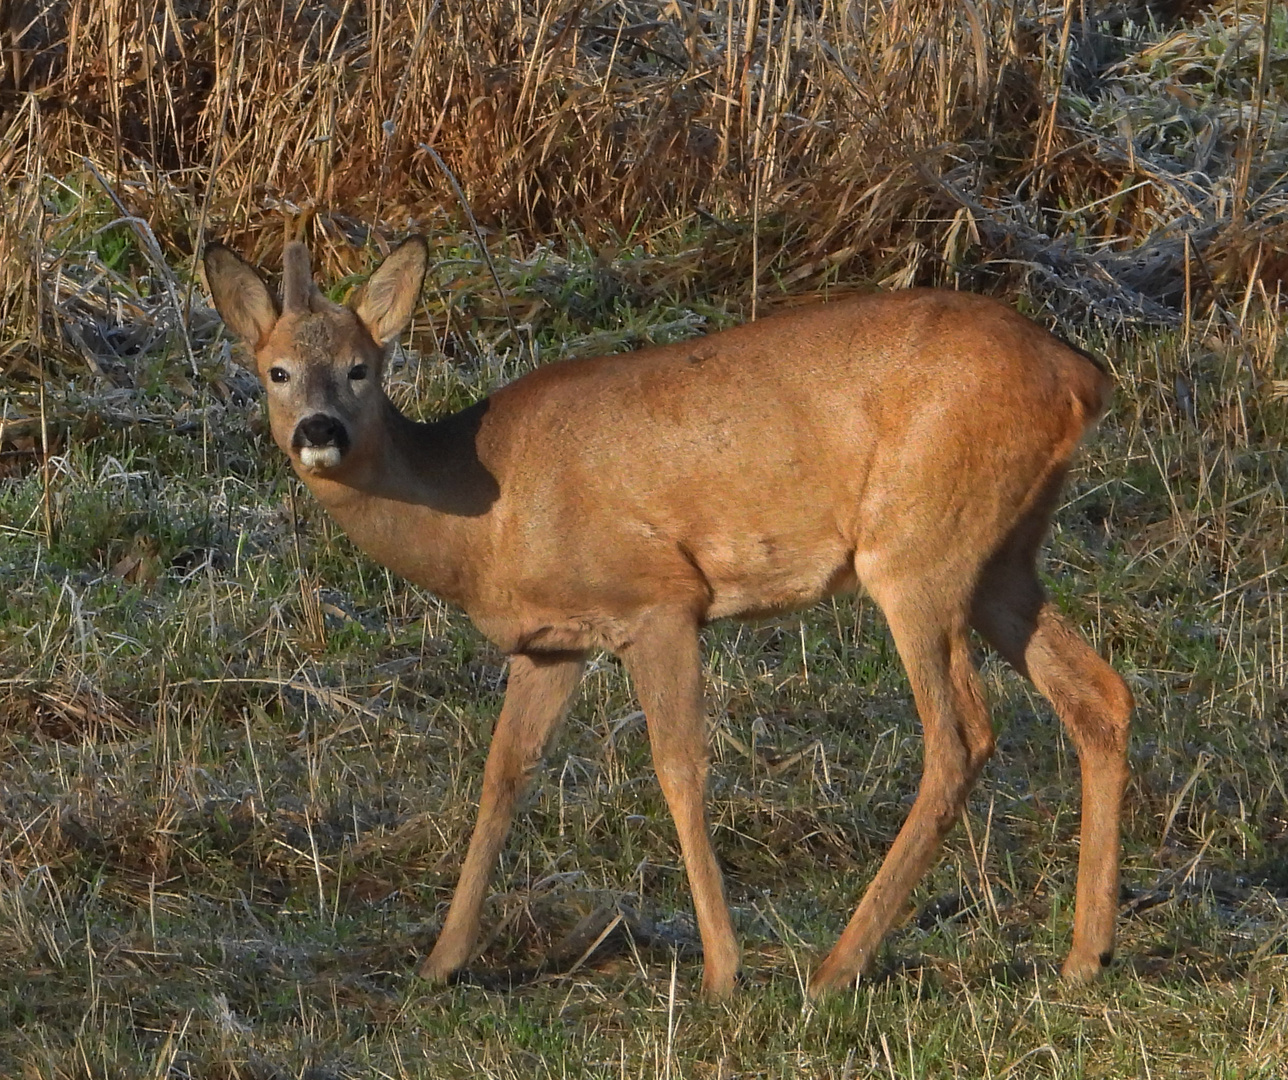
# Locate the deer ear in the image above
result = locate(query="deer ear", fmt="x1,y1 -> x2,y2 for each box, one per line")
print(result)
350,237 -> 428,348
204,244 -> 279,355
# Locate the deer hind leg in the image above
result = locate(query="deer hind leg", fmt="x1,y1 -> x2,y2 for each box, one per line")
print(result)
419,650 -> 585,983
810,578 -> 995,997
971,552 -> 1132,981
622,610 -> 740,1000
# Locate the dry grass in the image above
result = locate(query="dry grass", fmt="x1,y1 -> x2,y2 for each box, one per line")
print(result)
2,1 -> 1288,1078
2,0 -> 1285,353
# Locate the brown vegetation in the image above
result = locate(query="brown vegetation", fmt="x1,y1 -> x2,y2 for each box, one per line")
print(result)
3,0 -> 1286,383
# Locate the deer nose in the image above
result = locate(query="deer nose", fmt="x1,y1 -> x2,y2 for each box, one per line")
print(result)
292,413 -> 350,453
291,414 -> 350,470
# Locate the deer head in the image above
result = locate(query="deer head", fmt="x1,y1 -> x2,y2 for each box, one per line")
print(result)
204,238 -> 428,476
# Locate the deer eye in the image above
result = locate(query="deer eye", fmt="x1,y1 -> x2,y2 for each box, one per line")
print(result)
269,366 -> 290,384
348,364 -> 368,382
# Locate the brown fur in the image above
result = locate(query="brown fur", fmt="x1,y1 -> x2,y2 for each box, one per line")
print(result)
204,238 -> 1132,999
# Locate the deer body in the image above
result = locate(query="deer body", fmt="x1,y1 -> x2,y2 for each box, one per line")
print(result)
205,238 -> 1132,1000
289,295 -> 1101,649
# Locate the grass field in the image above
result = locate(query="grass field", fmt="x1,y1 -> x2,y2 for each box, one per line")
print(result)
3,1 -> 1288,1077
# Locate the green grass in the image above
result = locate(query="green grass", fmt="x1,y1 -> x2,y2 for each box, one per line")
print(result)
2,240 -> 1287,1078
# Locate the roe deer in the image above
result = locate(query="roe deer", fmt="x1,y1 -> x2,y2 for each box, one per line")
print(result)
204,237 -> 1132,1000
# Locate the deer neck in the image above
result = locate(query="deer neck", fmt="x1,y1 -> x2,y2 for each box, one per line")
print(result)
292,395 -> 498,607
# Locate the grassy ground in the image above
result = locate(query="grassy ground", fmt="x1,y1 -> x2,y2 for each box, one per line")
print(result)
2,232 -> 1287,1078
3,0 -> 1288,1077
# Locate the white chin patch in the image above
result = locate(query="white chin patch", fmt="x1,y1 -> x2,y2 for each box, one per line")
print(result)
299,446 -> 342,471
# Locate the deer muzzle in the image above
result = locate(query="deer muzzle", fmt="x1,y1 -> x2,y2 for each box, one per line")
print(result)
292,413 -> 350,471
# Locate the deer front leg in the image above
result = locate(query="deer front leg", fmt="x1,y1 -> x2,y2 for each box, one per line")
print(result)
622,610 -> 741,1001
419,651 -> 585,982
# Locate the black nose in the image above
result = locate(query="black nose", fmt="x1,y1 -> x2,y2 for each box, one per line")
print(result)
292,414 -> 350,452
